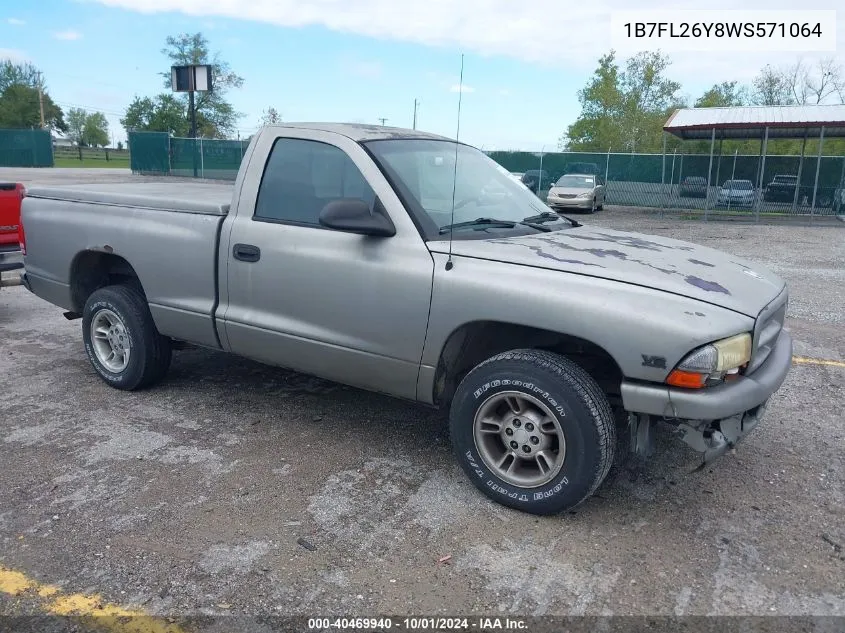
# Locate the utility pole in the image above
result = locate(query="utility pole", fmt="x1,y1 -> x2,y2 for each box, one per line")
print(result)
378,117 -> 388,126
412,99 -> 419,130
36,72 -> 45,129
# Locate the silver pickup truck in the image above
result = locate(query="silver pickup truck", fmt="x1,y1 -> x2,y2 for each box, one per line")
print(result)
19,123 -> 793,515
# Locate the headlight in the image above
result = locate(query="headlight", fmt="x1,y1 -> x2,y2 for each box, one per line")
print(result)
576,191 -> 592,198
666,333 -> 752,389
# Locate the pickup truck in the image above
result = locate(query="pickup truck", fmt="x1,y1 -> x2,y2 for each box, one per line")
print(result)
762,173 -> 835,206
0,182 -> 25,274
19,123 -> 793,515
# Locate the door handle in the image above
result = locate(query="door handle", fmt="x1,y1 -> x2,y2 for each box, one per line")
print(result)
233,243 -> 261,263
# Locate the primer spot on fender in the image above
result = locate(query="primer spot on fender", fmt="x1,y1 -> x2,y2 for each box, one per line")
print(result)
688,258 -> 715,267
685,275 -> 730,295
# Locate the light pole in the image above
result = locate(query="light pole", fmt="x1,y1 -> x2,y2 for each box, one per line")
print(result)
538,145 -> 546,193
413,99 -> 419,130
170,64 -> 212,178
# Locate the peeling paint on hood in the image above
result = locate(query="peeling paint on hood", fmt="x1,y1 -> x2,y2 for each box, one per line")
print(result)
429,226 -> 785,317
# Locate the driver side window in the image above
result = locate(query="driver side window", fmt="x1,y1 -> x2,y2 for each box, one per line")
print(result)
254,138 -> 376,226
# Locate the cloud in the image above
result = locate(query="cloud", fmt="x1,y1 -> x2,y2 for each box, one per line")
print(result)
450,84 -> 475,93
54,30 -> 83,41
87,0 -> 845,83
7,18 -> 26,25
0,48 -> 28,62
498,88 -> 511,97
340,59 -> 383,80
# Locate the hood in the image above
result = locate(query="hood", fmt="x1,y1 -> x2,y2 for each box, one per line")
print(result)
549,186 -> 593,195
430,226 -> 784,317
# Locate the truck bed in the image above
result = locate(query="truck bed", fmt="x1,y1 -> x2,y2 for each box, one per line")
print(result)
25,182 -> 233,215
21,181 -> 234,349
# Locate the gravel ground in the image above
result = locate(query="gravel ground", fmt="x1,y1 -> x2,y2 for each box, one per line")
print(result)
1,170 -> 844,625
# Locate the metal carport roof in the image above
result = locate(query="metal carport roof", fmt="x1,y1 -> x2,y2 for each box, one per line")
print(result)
664,104 -> 845,140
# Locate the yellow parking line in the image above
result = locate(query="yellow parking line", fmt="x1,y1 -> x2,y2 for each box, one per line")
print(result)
793,356 -> 845,368
0,566 -> 185,633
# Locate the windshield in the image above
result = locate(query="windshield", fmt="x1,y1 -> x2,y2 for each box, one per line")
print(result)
725,181 -> 752,190
365,139 -> 554,233
554,175 -> 595,188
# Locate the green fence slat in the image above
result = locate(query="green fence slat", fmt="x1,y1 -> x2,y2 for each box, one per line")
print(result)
0,129 -> 53,167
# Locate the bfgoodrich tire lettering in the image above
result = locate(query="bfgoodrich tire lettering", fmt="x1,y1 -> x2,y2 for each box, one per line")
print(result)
449,349 -> 616,515
82,284 -> 172,391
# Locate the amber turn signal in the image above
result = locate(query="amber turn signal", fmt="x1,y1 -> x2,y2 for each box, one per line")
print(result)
666,369 -> 708,389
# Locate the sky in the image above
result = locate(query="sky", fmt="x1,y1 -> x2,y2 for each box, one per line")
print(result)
1,0 -> 843,150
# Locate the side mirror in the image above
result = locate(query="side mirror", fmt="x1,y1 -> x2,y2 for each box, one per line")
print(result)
318,198 -> 396,237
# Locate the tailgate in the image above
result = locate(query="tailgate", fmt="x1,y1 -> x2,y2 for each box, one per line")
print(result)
0,183 -> 24,246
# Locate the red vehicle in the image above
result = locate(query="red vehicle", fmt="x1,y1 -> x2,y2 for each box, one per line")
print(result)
0,182 -> 26,273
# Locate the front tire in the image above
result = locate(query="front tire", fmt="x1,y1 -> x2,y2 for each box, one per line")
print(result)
82,284 -> 172,391
449,349 -> 616,515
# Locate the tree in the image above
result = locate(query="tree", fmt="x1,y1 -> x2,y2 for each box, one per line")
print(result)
158,32 -> 244,138
782,58 -> 844,105
259,107 -> 281,126
65,107 -> 110,147
120,94 -> 189,136
559,52 -> 621,150
84,111 -> 109,147
66,107 -> 87,146
0,59 -> 42,93
117,140 -> 124,151
0,84 -> 66,132
750,65 -> 794,106
695,81 -> 747,108
563,50 -> 683,153
617,51 -> 684,153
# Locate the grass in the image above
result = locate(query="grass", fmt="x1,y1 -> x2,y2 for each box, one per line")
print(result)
53,157 -> 130,169
52,147 -> 130,169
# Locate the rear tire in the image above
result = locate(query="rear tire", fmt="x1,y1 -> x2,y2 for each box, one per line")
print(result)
449,349 -> 616,515
82,284 -> 172,391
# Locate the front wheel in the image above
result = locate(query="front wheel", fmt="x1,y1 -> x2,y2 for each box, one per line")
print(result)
449,349 -> 616,515
82,284 -> 172,391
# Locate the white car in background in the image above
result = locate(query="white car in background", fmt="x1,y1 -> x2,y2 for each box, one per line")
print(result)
546,173 -> 606,213
718,180 -> 755,207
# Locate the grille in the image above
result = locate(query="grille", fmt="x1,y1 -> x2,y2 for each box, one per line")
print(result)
556,193 -> 577,199
746,287 -> 788,375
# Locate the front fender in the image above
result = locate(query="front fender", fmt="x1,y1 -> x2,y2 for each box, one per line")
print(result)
419,253 -> 754,398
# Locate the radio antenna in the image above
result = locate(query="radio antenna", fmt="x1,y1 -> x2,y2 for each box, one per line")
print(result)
445,53 -> 465,272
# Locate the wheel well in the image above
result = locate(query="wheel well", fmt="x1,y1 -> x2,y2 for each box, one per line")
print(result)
433,321 -> 623,409
70,251 -> 144,313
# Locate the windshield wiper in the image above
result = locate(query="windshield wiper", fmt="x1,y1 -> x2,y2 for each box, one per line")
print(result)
439,217 -> 516,234
522,211 -> 582,228
439,217 -> 553,234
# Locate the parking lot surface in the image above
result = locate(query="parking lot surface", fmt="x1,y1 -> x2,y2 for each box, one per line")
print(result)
1,170 -> 844,622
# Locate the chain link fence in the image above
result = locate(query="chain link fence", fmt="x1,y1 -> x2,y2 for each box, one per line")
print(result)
489,149 -> 845,218
128,132 -> 247,180
127,132 -> 845,217
0,129 -> 53,167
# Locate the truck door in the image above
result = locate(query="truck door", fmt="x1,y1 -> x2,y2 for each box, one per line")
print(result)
219,129 -> 435,401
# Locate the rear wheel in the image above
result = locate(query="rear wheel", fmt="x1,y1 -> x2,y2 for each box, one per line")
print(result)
82,284 -> 172,390
449,349 -> 616,515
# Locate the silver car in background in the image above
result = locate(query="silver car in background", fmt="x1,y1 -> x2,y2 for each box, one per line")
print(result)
546,173 -> 606,213
717,179 -> 755,208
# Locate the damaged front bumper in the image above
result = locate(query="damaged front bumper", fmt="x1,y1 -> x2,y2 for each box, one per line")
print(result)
621,329 -> 793,462
674,400 -> 768,462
